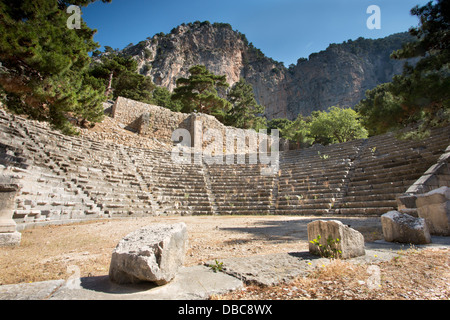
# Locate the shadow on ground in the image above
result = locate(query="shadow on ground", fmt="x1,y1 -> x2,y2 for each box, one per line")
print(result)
79,276 -> 157,295
219,217 -> 383,243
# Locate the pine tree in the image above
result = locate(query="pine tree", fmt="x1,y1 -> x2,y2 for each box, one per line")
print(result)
89,53 -> 155,104
267,118 -> 293,135
171,65 -> 231,118
281,115 -> 314,148
0,0 -> 111,134
226,78 -> 266,130
152,86 -> 183,112
357,0 -> 450,135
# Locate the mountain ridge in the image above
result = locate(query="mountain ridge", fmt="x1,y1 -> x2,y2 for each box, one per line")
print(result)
120,21 -> 416,120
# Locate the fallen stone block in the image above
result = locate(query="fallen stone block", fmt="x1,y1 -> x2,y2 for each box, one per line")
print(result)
109,223 -> 188,286
0,232 -> 21,247
381,210 -> 431,244
307,220 -> 365,259
0,176 -> 22,247
416,186 -> 450,236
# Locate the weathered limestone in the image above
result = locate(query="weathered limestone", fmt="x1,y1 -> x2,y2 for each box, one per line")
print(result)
416,186 -> 450,236
111,97 -> 189,140
405,147 -> 450,195
381,210 -> 431,244
0,176 -> 22,246
396,194 -> 419,217
109,223 -> 188,286
307,220 -> 365,259
137,113 -> 151,135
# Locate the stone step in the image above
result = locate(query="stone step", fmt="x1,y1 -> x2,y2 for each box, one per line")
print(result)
216,200 -> 272,207
341,194 -> 399,202
280,163 -> 351,172
278,183 -> 346,192
214,192 -> 272,198
78,183 -> 143,193
345,186 -> 408,197
276,197 -> 336,205
274,208 -> 332,215
336,199 -> 397,208
215,209 -> 272,215
276,202 -> 332,210
151,183 -> 207,189
152,193 -> 208,201
334,207 -> 394,215
212,184 -> 276,190
278,188 -> 343,196
154,199 -> 212,207
210,186 -> 273,192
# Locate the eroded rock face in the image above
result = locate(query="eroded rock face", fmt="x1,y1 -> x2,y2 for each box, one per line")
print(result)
381,211 -> 431,244
122,23 -> 415,120
307,220 -> 365,259
109,223 -> 188,286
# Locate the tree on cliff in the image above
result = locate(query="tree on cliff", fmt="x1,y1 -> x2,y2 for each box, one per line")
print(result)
0,0 -> 111,134
89,53 -> 155,104
171,65 -> 231,119
356,0 -> 450,136
226,78 -> 266,131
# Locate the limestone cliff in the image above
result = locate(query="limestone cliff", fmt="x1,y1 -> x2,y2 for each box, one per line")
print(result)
123,21 -> 415,120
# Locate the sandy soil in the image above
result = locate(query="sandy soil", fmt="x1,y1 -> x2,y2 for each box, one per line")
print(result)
0,215 -> 382,285
1,215 -> 449,300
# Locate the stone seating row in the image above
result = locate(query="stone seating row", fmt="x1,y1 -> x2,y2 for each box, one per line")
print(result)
206,163 -> 276,215
277,126 -> 449,216
0,108 -> 448,224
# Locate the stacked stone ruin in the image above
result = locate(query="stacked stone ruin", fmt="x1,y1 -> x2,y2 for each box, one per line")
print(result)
0,102 -> 449,234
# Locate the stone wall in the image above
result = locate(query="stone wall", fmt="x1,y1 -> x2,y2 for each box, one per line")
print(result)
112,97 -> 276,155
111,97 -> 191,145
190,113 -> 276,156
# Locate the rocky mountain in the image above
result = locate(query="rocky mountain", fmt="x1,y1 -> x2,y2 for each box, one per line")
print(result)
123,21 -> 415,120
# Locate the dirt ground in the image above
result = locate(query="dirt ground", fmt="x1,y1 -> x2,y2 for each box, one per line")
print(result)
0,215 -> 381,285
215,248 -> 450,300
0,215 -> 448,300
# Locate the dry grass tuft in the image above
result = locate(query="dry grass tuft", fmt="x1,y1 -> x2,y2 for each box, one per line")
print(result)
216,249 -> 450,300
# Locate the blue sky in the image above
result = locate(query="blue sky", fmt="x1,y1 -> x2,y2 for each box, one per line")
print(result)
82,0 -> 429,66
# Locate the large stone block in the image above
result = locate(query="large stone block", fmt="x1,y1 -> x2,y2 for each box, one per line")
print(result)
0,232 -> 21,247
381,211 -> 431,244
307,220 -> 365,259
416,186 -> 450,236
109,223 -> 188,286
0,176 -> 22,247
